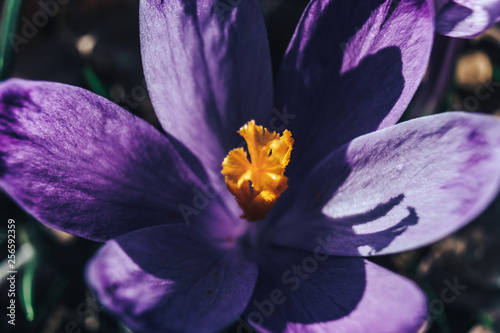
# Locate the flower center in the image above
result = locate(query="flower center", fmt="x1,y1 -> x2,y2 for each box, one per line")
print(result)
221,120 -> 294,221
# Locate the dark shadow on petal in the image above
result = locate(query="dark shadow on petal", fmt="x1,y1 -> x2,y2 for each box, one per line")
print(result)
272,46 -> 405,223
332,205 -> 418,255
242,248 -> 366,331
295,47 -> 404,175
336,194 -> 405,224
302,147 -> 418,255
275,46 -> 405,227
277,2 -> 406,181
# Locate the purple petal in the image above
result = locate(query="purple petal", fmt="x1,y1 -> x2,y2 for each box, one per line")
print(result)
266,112 -> 500,256
140,0 -> 273,175
435,0 -> 500,38
241,248 -> 426,332
274,0 -> 434,179
86,224 -> 258,333
0,79 -> 227,242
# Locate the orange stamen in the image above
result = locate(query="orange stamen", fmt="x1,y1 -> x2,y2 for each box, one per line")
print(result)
221,120 -> 293,221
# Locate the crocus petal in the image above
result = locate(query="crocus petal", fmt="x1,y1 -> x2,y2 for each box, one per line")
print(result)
140,0 -> 273,175
266,112 -> 500,256
274,0 -> 434,178
86,224 -> 258,333
0,79 -> 229,242
435,0 -> 500,38
242,248 -> 426,333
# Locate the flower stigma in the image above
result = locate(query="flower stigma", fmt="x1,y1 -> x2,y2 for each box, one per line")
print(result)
221,120 -> 294,221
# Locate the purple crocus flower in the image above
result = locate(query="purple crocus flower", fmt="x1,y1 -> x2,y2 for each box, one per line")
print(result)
435,0 -> 500,38
1,0 -> 500,332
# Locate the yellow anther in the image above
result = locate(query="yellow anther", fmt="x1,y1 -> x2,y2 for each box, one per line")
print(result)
221,120 -> 294,221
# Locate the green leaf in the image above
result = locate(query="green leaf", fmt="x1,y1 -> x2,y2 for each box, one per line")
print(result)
20,256 -> 37,322
0,0 -> 23,80
83,65 -> 109,99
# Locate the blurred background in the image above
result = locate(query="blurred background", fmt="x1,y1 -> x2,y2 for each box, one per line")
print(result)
0,0 -> 499,332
